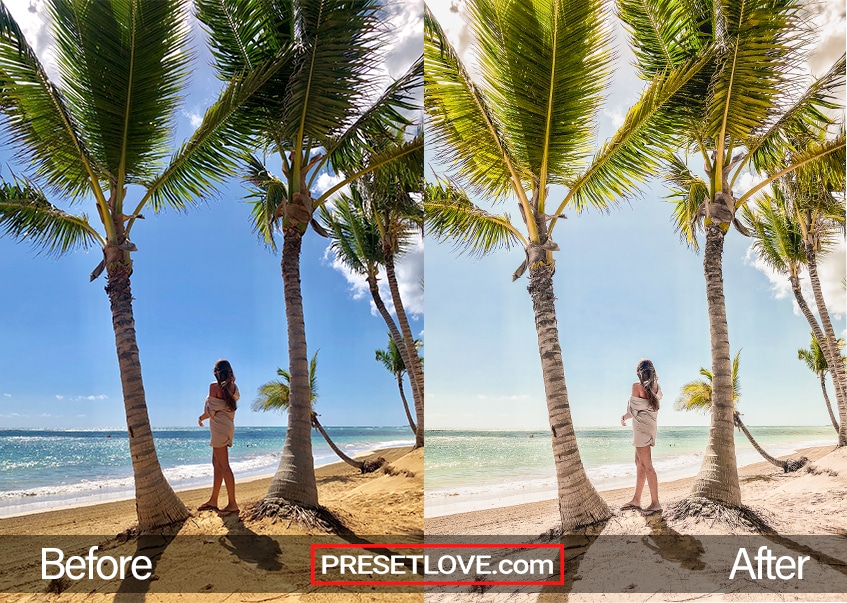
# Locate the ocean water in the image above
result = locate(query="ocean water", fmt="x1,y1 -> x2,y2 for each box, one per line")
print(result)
0,426 -> 413,517
424,426 -> 836,517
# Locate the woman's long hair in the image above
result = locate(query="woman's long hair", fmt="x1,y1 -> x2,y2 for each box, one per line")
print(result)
214,359 -> 237,411
636,359 -> 660,411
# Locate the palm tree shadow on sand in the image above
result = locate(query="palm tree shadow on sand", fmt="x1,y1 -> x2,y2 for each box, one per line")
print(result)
111,519 -> 188,601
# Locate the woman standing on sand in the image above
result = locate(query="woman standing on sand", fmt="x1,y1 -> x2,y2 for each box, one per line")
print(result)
198,359 -> 240,515
620,358 -> 662,515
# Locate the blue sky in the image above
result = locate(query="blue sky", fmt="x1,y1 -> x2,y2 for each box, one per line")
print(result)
0,0 -> 424,430
424,0 -> 846,430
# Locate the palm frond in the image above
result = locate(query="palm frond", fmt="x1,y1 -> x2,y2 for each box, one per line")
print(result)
50,0 -> 190,189
472,0 -> 613,194
424,5 -> 525,201
740,188 -> 804,275
0,178 -> 103,256
747,54 -> 846,176
320,187 -> 383,275
325,56 -> 422,175
283,0 -> 384,148
244,154 -> 287,250
664,153 -> 709,251
0,1 -> 98,201
425,180 -> 524,257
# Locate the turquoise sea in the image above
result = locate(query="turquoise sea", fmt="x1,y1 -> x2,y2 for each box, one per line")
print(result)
424,426 -> 836,517
0,426 -> 414,517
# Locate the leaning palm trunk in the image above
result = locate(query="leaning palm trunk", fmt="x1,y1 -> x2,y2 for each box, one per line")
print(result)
397,374 -> 417,434
529,263 -> 610,529
366,274 -> 423,446
262,230 -> 319,508
733,412 -> 807,472
383,253 -> 424,448
818,374 -> 840,433
691,226 -> 741,505
803,243 -> 847,446
104,246 -> 189,529
310,413 -> 384,473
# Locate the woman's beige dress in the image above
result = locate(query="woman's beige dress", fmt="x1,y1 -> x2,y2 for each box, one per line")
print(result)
627,385 -> 662,448
205,385 -> 240,448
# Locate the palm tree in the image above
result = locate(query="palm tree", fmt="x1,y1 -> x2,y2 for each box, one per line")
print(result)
197,0 -> 423,515
424,0 -> 713,530
375,335 -> 418,434
253,352 -> 384,473
676,352 -> 807,472
321,150 -> 425,447
619,0 -> 845,505
0,0 -> 284,529
743,182 -> 847,442
798,334 -> 844,434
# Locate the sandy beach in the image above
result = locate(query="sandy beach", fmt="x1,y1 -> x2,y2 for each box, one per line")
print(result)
0,446 -> 423,602
425,445 -> 847,602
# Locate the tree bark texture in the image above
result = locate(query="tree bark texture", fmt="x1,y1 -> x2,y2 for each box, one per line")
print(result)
383,253 -> 424,448
733,413 -> 786,470
367,274 -> 424,448
398,374 -> 417,434
528,264 -> 611,530
691,226 -> 741,505
311,413 -> 363,470
264,230 -> 319,507
803,242 -> 847,446
104,251 -> 189,530
819,374 -> 840,433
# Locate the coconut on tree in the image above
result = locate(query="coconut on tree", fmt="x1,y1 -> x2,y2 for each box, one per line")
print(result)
676,352 -> 808,473
424,0 -> 716,530
196,0 -> 423,517
0,0 -> 287,529
618,0 -> 845,507
253,351 -> 385,474
798,334 -> 845,434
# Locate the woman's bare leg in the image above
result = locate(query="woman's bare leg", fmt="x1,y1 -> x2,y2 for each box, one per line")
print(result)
214,446 -> 238,512
637,446 -> 660,510
624,452 -> 646,508
200,452 -> 223,509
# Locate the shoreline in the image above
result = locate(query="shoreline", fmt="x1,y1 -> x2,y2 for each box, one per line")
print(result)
0,446 -> 416,530
426,445 -> 837,535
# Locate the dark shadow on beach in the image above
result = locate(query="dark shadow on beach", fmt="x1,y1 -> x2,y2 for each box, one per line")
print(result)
111,519 -> 187,602
218,511 -> 283,572
642,512 -> 706,570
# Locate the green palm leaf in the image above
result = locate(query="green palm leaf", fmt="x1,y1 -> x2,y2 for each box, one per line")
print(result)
0,178 -> 102,255
252,352 -> 319,413
473,0 -> 612,195
665,153 -> 710,251
424,179 -> 524,257
243,154 -> 288,250
423,4 -> 525,202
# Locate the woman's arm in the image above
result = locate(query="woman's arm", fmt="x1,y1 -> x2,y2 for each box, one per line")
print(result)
621,411 -> 633,426
198,411 -> 210,426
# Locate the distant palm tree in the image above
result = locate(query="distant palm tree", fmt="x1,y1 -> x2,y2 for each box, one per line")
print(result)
197,0 -> 422,513
798,334 -> 844,434
620,0 -> 845,504
253,352 -> 384,474
425,0 -> 712,530
0,0 -> 283,529
375,335 -> 419,434
675,352 -> 807,472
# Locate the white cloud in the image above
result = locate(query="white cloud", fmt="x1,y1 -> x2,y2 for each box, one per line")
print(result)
182,109 -> 203,129
324,231 -> 423,319
745,239 -> 846,320
55,395 -> 64,400
3,393 -> 10,398
5,0 -> 60,82
314,172 -> 349,210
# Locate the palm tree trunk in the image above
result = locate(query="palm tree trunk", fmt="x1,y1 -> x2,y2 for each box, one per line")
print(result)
311,413 -> 364,470
367,272 -> 424,448
104,250 -> 189,530
528,263 -> 610,530
819,374 -> 840,433
691,226 -> 741,505
398,374 -> 417,433
383,253 -> 425,448
264,229 -> 319,507
733,412 -> 786,470
803,242 -> 847,446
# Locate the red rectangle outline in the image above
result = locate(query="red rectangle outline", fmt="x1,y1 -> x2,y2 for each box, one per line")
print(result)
310,543 -> 565,587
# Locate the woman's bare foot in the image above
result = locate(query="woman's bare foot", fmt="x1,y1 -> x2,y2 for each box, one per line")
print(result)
197,501 -> 218,511
218,505 -> 239,516
620,500 -> 641,510
642,503 -> 662,515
